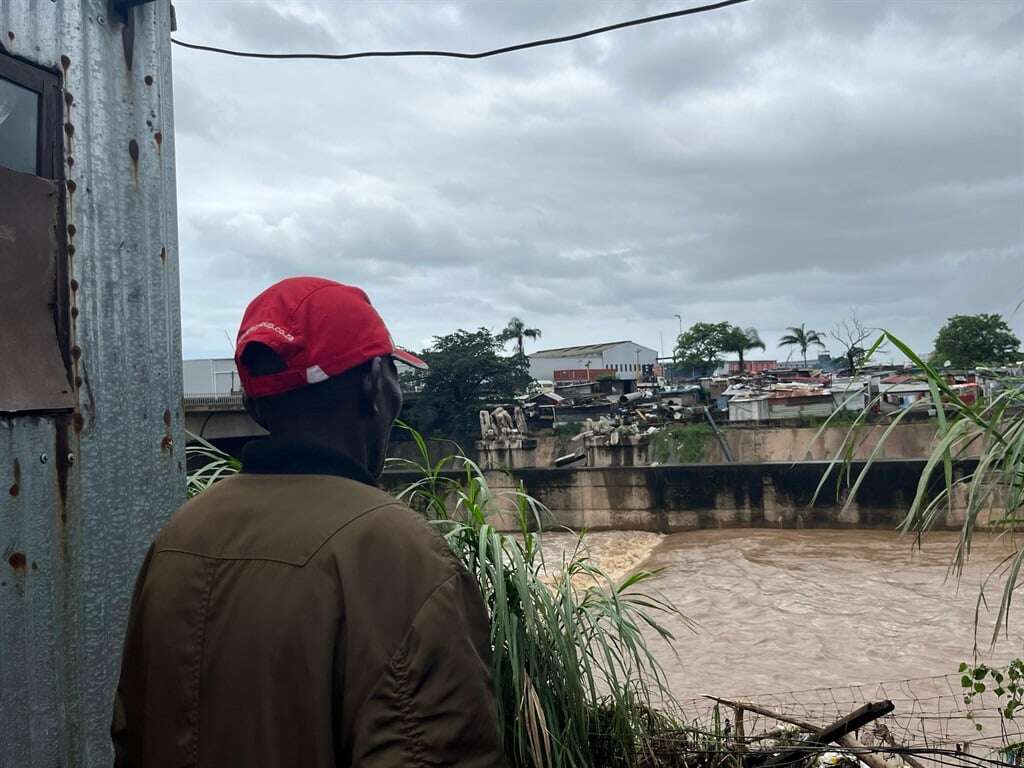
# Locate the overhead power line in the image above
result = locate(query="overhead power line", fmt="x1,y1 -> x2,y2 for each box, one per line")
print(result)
171,0 -> 752,61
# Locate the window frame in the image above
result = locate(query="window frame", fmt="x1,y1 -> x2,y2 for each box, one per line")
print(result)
0,51 -> 72,412
0,53 -> 62,179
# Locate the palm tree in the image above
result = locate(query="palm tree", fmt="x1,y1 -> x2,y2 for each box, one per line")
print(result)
724,326 -> 766,373
778,323 -> 826,365
498,317 -> 542,357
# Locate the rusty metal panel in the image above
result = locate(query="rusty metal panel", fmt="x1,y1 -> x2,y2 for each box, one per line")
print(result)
0,167 -> 76,412
0,416 -> 64,766
0,2 -> 184,766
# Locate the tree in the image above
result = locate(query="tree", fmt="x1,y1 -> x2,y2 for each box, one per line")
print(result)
830,310 -> 877,373
778,323 -> 826,366
406,328 -> 531,447
497,317 -> 542,357
932,313 -> 1021,368
673,322 -> 732,372
720,326 -> 766,373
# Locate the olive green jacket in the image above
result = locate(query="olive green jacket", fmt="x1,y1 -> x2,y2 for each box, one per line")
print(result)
111,446 -> 505,767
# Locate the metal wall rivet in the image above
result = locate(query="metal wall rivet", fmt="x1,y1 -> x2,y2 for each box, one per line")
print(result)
66,453 -> 75,465
39,453 -> 48,464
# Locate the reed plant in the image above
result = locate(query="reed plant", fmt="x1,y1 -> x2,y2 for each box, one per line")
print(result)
185,432 -> 241,498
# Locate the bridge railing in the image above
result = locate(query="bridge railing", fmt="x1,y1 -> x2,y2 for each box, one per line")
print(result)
184,393 -> 246,411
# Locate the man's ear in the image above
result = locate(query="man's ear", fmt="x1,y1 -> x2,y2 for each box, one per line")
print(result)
243,393 -> 268,430
360,357 -> 384,418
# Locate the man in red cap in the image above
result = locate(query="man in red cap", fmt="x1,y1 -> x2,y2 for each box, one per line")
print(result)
111,277 -> 506,767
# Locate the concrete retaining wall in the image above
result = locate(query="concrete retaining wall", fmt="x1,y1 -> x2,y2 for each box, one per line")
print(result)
381,459 -> 976,533
479,423 -> 960,468
706,422 -> 954,463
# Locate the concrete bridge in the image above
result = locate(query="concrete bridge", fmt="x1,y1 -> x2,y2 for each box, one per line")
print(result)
184,391 -> 424,443
184,394 -> 264,441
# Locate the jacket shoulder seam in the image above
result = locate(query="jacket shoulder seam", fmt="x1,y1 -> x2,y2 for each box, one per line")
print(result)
304,501 -> 408,566
154,500 -> 403,566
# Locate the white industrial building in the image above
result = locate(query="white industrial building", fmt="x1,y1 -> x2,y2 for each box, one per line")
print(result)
183,358 -> 242,397
528,341 -> 658,383
183,356 -> 421,397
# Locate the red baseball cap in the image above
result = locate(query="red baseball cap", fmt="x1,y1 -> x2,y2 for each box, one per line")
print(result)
235,276 -> 427,398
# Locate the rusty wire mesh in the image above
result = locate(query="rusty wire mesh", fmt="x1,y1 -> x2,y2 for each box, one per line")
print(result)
656,673 -> 1024,767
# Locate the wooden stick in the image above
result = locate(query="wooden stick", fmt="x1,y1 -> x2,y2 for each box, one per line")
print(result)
705,695 -> 818,732
704,696 -> 898,768
836,733 -> 900,768
876,724 -> 929,768
745,726 -> 801,744
734,706 -> 747,753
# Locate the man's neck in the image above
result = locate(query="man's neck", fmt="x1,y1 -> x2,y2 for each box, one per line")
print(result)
240,436 -> 378,487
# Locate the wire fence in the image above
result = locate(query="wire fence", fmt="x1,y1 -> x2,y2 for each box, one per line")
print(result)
653,673 -> 1024,768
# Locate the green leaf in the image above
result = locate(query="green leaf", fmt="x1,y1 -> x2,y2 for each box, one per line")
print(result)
963,675 -> 974,688
975,682 -> 987,693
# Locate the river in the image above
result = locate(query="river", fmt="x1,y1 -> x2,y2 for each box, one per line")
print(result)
556,529 -> 1024,701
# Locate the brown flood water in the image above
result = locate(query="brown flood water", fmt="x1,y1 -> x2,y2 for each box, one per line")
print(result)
639,530 -> 1024,700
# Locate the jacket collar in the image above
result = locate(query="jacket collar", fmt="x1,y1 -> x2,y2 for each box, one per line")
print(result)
241,438 -> 379,488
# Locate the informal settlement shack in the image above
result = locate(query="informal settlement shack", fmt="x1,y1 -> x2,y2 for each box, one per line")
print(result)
0,2 -> 183,766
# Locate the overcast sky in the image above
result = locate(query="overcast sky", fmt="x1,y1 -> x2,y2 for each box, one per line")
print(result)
172,0 -> 1024,364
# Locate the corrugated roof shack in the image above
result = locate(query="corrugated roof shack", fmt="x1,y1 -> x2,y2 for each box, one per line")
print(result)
0,2 -> 183,765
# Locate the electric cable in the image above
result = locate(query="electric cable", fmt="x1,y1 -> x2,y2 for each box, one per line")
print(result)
171,0 -> 752,61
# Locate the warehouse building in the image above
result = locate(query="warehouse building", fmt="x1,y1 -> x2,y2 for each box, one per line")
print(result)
528,341 -> 658,384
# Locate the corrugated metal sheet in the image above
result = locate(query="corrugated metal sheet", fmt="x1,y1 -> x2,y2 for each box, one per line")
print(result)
768,401 -> 834,420
530,341 -> 634,358
728,397 -> 770,422
0,2 -> 183,765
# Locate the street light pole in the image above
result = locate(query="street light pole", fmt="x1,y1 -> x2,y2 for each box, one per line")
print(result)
674,314 -> 683,336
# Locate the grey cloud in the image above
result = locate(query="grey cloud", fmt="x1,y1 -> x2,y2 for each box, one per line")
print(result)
171,0 -> 1024,360
217,3 -> 340,52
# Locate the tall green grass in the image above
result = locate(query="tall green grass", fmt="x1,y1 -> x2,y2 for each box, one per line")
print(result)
186,426 -> 685,766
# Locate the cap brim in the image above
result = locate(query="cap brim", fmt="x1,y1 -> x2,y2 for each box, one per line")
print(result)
392,347 -> 429,370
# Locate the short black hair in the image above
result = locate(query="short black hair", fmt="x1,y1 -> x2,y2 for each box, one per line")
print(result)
240,342 -> 373,426
239,342 -> 287,376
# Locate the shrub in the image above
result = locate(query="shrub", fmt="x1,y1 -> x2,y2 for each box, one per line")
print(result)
650,424 -> 714,464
